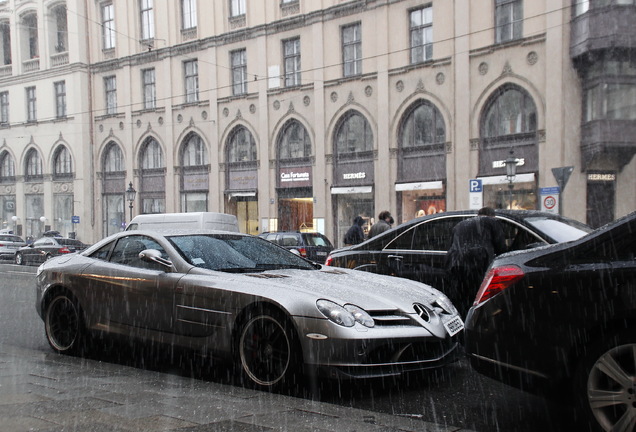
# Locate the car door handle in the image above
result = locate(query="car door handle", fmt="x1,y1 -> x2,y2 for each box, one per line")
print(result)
387,255 -> 403,261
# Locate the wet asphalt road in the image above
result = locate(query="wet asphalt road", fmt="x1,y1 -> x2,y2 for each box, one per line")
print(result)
0,261 -> 573,432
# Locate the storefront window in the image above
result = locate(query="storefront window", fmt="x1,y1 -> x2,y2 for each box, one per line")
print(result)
181,133 -> 209,212
25,194 -> 44,239
53,194 -> 73,237
139,137 -> 165,214
334,193 -> 373,248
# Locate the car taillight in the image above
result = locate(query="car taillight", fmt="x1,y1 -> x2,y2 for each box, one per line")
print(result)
59,247 -> 71,254
324,255 -> 333,266
298,247 -> 307,257
473,265 -> 525,306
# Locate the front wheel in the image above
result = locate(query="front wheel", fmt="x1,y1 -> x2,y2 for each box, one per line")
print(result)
15,252 -> 24,265
237,311 -> 300,390
44,293 -> 86,355
573,334 -> 636,431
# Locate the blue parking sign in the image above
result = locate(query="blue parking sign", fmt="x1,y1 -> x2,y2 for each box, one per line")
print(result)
72,216 -> 80,224
469,179 -> 482,193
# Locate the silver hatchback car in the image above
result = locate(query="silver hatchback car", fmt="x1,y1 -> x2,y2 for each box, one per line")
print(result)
0,234 -> 27,259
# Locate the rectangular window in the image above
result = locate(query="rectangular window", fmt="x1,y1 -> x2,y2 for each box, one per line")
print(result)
104,76 -> 117,115
605,83 -> 636,120
184,59 -> 199,103
231,49 -> 247,95
495,0 -> 523,43
1,21 -> 11,65
342,23 -> 362,77
142,68 -> 156,109
573,0 -> 589,16
182,0 -> 197,29
0,91 -> 8,125
54,81 -> 66,118
283,38 -> 301,87
140,0 -> 155,41
26,86 -> 36,122
102,3 -> 116,49
230,0 -> 246,17
410,7 -> 433,64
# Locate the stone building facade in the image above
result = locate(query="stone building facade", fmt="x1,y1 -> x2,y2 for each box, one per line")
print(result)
0,0 -> 634,245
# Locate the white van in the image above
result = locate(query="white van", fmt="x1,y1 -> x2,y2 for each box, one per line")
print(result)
126,212 -> 239,232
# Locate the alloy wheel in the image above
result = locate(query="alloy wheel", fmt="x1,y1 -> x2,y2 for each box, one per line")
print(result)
45,295 -> 81,353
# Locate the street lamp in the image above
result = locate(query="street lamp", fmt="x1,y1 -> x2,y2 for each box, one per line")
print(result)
11,215 -> 18,234
125,181 -> 137,222
504,149 -> 519,210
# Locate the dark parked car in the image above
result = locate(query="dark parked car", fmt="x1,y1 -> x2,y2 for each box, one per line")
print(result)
15,237 -> 86,265
325,210 -> 592,297
464,211 -> 636,431
258,231 -> 334,263
36,229 -> 464,390
0,234 -> 27,259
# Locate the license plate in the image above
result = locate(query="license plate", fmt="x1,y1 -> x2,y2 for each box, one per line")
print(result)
443,316 -> 464,337
316,251 -> 327,256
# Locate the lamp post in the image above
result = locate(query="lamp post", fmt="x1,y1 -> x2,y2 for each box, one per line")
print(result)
11,215 -> 18,235
125,181 -> 137,222
504,149 -> 519,210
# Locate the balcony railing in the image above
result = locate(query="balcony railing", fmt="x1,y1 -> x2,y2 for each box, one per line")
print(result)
0,64 -> 11,77
51,52 -> 69,67
22,58 -> 40,73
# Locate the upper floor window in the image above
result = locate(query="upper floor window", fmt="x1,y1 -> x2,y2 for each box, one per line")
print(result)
278,120 -> 311,160
53,146 -> 73,177
0,151 -> 14,180
141,138 -> 164,169
335,111 -> 373,154
495,0 -> 522,43
0,91 -> 8,125
182,0 -> 197,29
586,83 -> 636,121
103,143 -> 123,173
182,134 -> 208,167
410,7 -> 433,64
0,20 -> 10,65
227,126 -> 257,163
283,38 -> 301,87
25,149 -> 43,179
342,23 -> 362,77
54,81 -> 66,119
482,85 -> 537,142
52,5 -> 68,53
400,101 -> 446,149
26,86 -> 36,122
102,3 -> 116,50
230,0 -> 246,17
184,59 -> 199,103
104,76 -> 117,115
142,68 -> 156,109
231,49 -> 247,96
21,13 -> 39,59
573,0 -> 589,16
140,0 -> 155,41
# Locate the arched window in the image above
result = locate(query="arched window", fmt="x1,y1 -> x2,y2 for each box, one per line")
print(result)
141,138 -> 163,169
482,85 -> 537,144
21,12 -> 38,59
278,120 -> 311,160
53,146 -> 73,178
334,111 -> 373,155
400,101 -> 446,149
182,133 -> 208,167
25,149 -> 42,179
0,151 -> 14,180
227,126 -> 256,163
103,143 -> 123,173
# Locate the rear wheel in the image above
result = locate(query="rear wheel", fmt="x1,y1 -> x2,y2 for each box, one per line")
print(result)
237,309 -> 300,390
573,333 -> 636,431
15,252 -> 24,265
44,293 -> 86,355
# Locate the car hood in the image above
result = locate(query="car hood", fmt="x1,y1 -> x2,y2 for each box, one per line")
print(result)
186,266 -> 453,317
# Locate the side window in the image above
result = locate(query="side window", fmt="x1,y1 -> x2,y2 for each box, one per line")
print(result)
110,236 -> 166,269
500,220 -> 542,251
388,218 -> 465,251
90,242 -> 114,260
280,234 -> 299,247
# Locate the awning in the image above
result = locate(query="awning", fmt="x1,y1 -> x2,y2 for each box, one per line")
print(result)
227,191 -> 257,198
395,181 -> 444,192
478,173 -> 535,185
330,186 -> 373,195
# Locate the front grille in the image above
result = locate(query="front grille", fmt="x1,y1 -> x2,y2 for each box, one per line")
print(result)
364,339 -> 452,364
368,310 -> 415,327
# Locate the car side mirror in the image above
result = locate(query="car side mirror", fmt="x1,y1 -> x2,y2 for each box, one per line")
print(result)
139,249 -> 172,269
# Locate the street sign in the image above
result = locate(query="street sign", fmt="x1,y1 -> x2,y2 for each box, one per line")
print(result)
469,179 -> 483,210
540,187 -> 560,214
552,166 -> 574,191
72,216 -> 80,224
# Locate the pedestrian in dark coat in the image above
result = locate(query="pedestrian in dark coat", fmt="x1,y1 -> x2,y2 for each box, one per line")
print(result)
368,211 -> 393,239
343,216 -> 365,245
445,207 -> 507,316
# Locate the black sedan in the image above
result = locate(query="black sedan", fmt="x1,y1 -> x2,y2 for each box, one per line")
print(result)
325,210 -> 591,295
15,237 -> 86,265
464,211 -> 636,431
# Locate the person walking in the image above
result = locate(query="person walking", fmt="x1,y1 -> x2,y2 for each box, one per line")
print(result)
343,216 -> 365,245
368,211 -> 393,239
445,207 -> 507,316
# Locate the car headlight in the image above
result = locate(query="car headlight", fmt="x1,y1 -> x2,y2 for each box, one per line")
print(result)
316,300 -> 374,328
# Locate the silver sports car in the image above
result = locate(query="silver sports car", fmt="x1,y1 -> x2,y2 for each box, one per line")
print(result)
36,229 -> 464,389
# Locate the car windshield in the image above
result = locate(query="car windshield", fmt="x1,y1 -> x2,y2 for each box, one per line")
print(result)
524,217 -> 593,243
167,234 -> 317,272
303,233 -> 332,247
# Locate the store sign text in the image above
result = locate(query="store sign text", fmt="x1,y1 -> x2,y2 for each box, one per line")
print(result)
492,158 -> 525,169
280,171 -> 311,183
343,172 -> 366,180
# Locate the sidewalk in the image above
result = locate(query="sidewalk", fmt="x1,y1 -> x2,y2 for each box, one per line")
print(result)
0,343 -> 473,432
